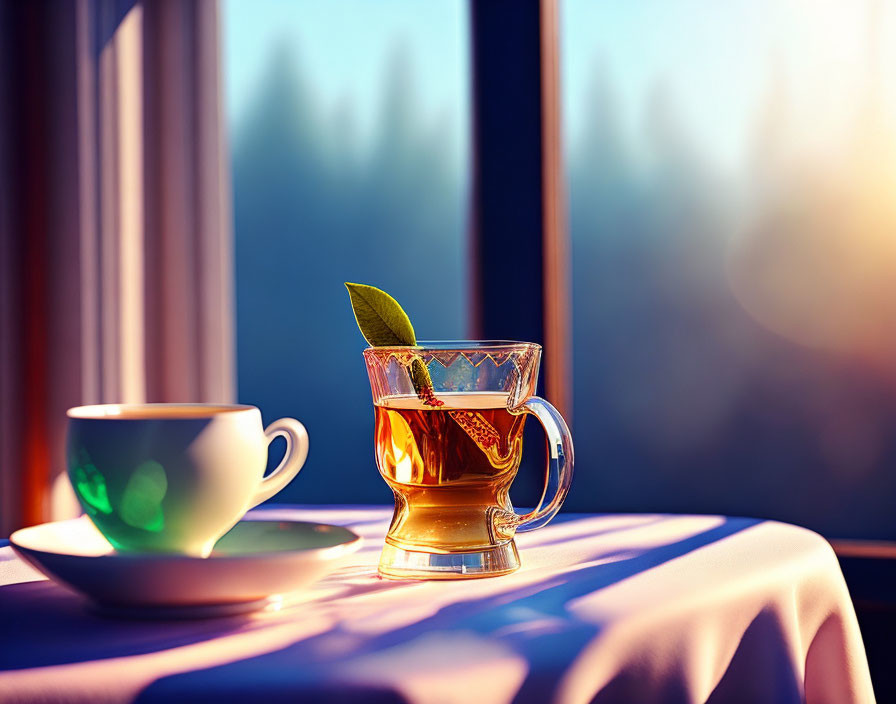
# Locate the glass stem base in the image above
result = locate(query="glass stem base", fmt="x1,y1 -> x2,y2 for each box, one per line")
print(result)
378,540 -> 520,580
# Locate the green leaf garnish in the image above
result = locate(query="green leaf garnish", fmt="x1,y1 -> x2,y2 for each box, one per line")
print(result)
345,282 -> 442,406
345,283 -> 417,346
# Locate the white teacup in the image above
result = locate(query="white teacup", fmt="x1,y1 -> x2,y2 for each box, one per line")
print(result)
66,404 -> 308,557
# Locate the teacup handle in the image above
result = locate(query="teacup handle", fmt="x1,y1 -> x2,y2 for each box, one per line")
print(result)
249,418 -> 309,508
501,397 -> 574,534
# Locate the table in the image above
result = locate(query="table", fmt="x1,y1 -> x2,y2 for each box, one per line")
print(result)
0,507 -> 875,703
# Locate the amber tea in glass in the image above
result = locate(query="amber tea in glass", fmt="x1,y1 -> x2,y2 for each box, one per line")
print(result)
364,342 -> 574,579
376,392 -> 526,552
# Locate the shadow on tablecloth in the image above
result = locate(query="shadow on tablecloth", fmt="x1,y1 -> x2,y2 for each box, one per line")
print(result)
0,579 -> 264,670
0,513 -> 664,674
132,518 -> 758,704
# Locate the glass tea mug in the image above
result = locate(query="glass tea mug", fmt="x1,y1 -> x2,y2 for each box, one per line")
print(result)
363,341 -> 573,579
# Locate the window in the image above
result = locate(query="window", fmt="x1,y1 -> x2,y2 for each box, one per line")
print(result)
224,1 -> 471,503
562,0 -> 896,538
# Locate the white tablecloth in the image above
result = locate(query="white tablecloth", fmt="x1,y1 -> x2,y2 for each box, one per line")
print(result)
0,507 -> 875,703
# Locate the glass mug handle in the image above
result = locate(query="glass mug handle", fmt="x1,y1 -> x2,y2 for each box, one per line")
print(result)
495,396 -> 574,538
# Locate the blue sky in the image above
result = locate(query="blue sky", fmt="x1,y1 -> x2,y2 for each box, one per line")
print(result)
224,0 -> 469,156
561,0 -> 896,171
224,0 -> 896,174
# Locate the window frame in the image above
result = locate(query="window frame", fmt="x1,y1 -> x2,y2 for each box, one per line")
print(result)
469,0 -> 571,417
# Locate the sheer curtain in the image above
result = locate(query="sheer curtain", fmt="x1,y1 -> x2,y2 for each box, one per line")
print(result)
0,0 -> 234,535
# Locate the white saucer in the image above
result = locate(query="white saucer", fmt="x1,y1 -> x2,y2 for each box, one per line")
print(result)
10,516 -> 362,618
